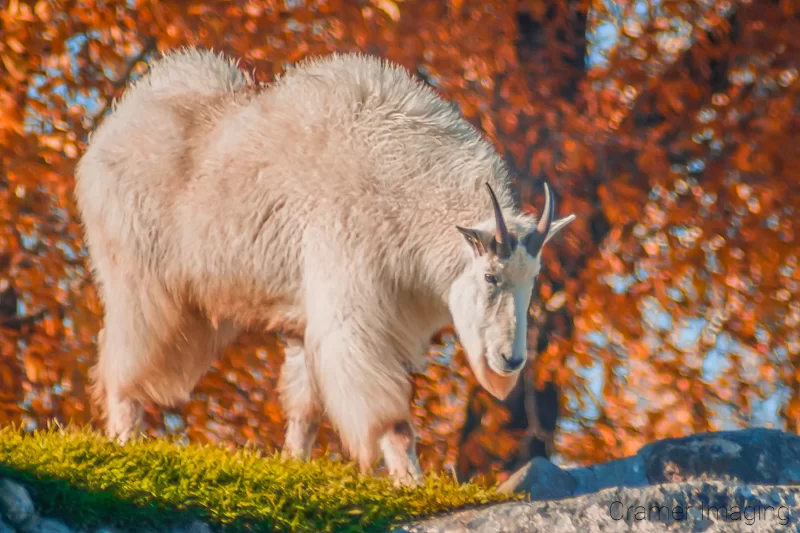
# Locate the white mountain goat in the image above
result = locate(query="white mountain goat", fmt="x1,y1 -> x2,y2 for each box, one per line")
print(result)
74,47 -> 576,486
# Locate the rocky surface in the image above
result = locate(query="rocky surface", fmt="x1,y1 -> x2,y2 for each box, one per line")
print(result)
396,480 -> 798,532
0,479 -> 36,529
0,479 -> 69,533
398,428 -> 800,532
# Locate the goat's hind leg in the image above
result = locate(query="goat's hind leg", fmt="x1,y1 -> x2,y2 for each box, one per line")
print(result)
92,268 -> 239,444
279,336 -> 322,460
91,317 -> 148,444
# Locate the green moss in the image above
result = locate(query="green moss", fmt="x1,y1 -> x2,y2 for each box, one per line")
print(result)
0,425 -> 519,532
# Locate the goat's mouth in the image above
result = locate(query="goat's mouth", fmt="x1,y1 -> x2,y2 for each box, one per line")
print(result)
473,354 -> 523,401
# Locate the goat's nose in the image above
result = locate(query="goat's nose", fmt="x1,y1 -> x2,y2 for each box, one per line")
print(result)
501,352 -> 526,371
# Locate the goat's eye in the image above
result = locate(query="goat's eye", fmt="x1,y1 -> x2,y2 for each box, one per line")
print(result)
484,274 -> 498,285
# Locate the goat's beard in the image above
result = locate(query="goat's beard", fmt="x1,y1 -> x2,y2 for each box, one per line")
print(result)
470,355 -> 521,400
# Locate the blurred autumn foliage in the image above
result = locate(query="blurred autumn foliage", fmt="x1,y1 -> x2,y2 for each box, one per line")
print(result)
1,0 -> 799,484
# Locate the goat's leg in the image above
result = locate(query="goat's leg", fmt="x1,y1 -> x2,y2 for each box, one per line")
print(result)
91,256 -> 241,442
106,388 -> 144,444
279,337 -> 322,460
379,420 -> 422,487
301,242 -> 421,482
91,318 -> 147,444
308,323 -> 420,484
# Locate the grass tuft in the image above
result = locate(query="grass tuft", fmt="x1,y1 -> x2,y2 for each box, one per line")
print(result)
0,424 -> 520,532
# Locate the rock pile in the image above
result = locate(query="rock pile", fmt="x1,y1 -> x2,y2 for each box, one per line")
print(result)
0,478 -> 71,533
0,478 -> 211,533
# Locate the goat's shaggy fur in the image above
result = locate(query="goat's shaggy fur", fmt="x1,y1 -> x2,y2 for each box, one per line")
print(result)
74,47 -> 575,485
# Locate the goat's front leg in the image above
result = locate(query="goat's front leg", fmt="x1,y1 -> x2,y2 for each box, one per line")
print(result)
380,420 -> 422,487
278,337 -> 321,460
283,413 -> 321,460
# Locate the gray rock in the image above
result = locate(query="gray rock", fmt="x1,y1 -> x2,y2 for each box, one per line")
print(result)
640,428 -> 800,485
26,519 -> 71,533
0,480 -> 35,527
505,428 -> 800,498
397,480 -> 799,532
0,516 -> 15,533
170,520 -> 212,533
569,454 -> 649,496
496,457 -> 577,500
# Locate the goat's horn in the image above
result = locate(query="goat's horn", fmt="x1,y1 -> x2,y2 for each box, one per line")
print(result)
485,182 -> 513,258
524,181 -> 555,256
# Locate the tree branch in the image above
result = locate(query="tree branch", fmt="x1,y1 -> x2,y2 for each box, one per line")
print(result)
0,309 -> 47,329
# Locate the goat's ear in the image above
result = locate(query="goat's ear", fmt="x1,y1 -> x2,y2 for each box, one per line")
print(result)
544,214 -> 577,246
456,226 -> 491,256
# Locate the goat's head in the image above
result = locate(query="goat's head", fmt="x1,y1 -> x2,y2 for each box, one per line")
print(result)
449,182 -> 575,400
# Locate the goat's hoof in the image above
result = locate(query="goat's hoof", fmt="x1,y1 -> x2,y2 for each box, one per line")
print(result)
392,469 -> 423,488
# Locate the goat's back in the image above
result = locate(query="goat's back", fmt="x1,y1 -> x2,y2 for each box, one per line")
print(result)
74,48 -> 515,325
75,48 -> 256,266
